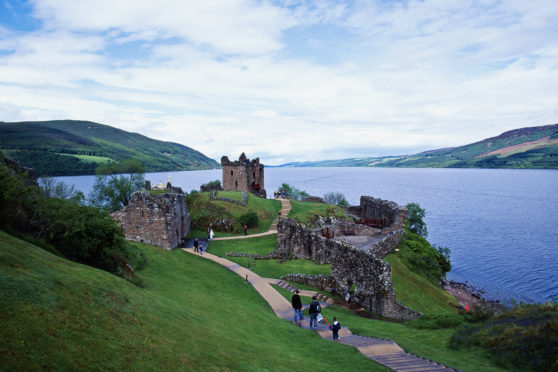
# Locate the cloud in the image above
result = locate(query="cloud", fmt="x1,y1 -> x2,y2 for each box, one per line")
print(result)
0,0 -> 557,164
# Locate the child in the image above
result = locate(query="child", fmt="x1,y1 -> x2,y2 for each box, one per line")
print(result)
330,317 -> 341,340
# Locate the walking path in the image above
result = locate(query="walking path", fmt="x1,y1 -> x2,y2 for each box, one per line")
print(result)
186,198 -> 457,371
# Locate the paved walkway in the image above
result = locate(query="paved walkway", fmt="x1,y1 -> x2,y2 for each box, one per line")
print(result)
186,198 -> 457,371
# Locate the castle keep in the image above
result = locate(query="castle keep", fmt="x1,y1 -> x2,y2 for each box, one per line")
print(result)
112,184 -> 190,250
221,153 -> 266,197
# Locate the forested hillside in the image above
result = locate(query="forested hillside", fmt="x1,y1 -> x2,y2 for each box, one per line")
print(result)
0,120 -> 220,176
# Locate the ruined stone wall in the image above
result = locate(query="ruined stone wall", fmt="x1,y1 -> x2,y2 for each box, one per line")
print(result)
221,153 -> 266,197
112,190 -> 190,250
275,218 -> 419,320
346,196 -> 408,235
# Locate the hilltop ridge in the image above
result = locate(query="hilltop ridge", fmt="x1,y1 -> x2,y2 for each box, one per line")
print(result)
0,120 -> 220,176
281,123 -> 558,169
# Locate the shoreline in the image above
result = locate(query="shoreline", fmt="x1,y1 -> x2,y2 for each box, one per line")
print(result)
442,278 -> 506,312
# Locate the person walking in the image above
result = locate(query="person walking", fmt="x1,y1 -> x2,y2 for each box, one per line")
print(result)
193,238 -> 199,253
308,295 -> 321,329
243,225 -> 247,236
291,290 -> 303,326
209,228 -> 214,240
330,317 -> 341,341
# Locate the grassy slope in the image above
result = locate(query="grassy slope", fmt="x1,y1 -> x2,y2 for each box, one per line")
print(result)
225,236 -> 503,372
0,120 -> 219,176
188,192 -> 282,237
287,200 -> 347,226
0,231 -> 385,371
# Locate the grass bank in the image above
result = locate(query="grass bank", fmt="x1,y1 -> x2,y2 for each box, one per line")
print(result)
1,231 -> 383,371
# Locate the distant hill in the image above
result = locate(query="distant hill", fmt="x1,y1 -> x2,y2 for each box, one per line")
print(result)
281,123 -> 558,169
0,120 -> 220,176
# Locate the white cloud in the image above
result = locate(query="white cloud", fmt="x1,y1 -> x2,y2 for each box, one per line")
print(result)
0,0 -> 557,164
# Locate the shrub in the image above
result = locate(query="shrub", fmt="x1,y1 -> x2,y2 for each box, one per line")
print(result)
323,192 -> 349,206
239,211 -> 259,228
450,302 -> 558,371
278,183 -> 309,200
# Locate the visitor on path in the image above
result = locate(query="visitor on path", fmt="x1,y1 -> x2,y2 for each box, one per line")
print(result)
199,243 -> 204,255
193,238 -> 199,253
330,317 -> 341,341
291,290 -> 303,326
209,228 -> 214,240
309,295 -> 321,329
243,225 -> 247,236
207,227 -> 211,240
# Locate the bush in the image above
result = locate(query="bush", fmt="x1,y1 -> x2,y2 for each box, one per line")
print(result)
450,302 -> 558,371
239,211 -> 259,228
34,197 -> 128,273
323,192 -> 349,206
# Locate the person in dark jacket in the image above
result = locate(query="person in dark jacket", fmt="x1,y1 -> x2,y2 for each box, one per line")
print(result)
308,295 -> 321,329
330,316 -> 341,340
291,290 -> 303,326
193,238 -> 199,253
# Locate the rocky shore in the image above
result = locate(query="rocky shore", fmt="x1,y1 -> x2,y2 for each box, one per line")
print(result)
442,278 -> 505,312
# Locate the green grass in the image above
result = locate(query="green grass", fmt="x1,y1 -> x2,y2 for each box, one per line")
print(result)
188,192 -> 281,236
385,252 -> 459,316
57,153 -> 114,164
207,235 -> 331,279
287,200 -> 348,226
0,231 -> 385,371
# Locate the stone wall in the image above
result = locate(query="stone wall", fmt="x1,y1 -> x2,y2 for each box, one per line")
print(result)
275,218 -> 419,320
221,153 -> 266,197
112,189 -> 190,250
346,196 -> 408,235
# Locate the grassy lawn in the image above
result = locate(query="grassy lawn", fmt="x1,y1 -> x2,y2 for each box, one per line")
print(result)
288,200 -> 348,226
207,235 -> 331,279
188,192 -> 281,237
0,231 -> 385,371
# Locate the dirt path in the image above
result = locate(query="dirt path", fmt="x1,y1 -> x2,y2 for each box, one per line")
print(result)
182,241 -> 457,371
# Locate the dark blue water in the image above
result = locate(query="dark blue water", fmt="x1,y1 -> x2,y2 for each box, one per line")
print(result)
54,167 -> 558,304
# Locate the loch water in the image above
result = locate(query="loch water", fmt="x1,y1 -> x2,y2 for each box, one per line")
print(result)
55,167 -> 558,304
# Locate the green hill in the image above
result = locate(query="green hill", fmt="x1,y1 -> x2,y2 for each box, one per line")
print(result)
0,120 -> 220,176
0,231 -> 387,371
281,123 -> 558,169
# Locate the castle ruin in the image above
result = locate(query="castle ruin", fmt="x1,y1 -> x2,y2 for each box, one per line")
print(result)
221,153 -> 266,198
274,196 -> 419,320
111,184 -> 190,250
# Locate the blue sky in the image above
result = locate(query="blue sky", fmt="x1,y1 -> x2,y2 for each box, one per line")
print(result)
1,0 -> 557,164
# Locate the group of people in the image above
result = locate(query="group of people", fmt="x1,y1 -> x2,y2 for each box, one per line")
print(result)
193,238 -> 206,254
291,290 -> 341,341
273,190 -> 287,199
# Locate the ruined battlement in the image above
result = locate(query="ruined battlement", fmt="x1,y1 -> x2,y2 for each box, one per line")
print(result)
221,152 -> 266,198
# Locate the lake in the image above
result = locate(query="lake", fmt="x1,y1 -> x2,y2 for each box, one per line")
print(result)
54,167 -> 558,304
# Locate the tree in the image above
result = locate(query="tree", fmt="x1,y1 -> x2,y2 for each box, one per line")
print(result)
323,191 -> 349,206
406,202 -> 428,237
89,159 -> 145,212
39,178 -> 84,204
278,183 -> 309,200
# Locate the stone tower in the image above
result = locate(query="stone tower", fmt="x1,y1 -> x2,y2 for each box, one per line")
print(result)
111,185 -> 191,250
221,153 -> 266,197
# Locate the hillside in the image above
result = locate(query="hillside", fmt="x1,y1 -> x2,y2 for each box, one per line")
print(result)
0,120 -> 220,176
281,123 -> 558,169
0,231 -> 390,371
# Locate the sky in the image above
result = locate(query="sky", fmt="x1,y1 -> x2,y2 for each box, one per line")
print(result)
1,0 -> 557,165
